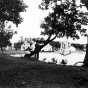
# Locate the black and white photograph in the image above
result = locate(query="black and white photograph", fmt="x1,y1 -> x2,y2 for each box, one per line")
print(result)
0,0 -> 88,88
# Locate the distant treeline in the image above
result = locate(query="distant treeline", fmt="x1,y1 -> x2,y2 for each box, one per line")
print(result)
50,41 -> 61,48
71,44 -> 86,51
50,41 -> 86,51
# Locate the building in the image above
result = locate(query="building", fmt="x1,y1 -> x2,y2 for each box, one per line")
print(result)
59,41 -> 76,55
41,44 -> 53,52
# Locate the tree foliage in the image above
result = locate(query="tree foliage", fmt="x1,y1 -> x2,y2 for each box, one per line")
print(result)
81,0 -> 88,9
25,0 -> 88,60
71,43 -> 85,51
39,0 -> 88,10
0,28 -> 13,50
14,41 -> 23,50
0,0 -> 27,51
50,41 -> 60,48
0,0 -> 27,26
40,0 -> 88,40
40,0 -> 88,66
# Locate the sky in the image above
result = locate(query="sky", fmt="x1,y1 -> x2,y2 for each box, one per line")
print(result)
11,0 -> 48,43
10,0 -> 88,44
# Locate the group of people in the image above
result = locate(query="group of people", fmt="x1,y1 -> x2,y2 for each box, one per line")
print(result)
21,40 -> 40,60
21,41 -> 36,51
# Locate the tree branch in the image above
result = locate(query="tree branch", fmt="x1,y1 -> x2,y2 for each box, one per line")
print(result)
25,34 -> 57,58
46,34 -> 52,40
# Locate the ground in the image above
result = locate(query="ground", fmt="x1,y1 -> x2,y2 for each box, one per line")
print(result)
39,50 -> 85,65
0,55 -> 88,88
0,49 -> 86,65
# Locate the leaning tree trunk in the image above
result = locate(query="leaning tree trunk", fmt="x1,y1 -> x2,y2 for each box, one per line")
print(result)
24,35 -> 57,60
83,43 -> 88,67
83,35 -> 88,67
24,43 -> 48,60
24,44 -> 46,61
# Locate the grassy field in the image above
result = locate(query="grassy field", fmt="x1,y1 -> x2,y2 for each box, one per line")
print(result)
0,49 -> 85,65
0,50 -> 27,55
0,55 -> 88,88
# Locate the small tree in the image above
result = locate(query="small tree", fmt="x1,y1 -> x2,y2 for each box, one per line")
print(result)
14,41 -> 23,50
0,28 -> 13,51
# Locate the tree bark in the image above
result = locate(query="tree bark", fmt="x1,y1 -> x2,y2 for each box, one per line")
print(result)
0,46 -> 4,55
83,43 -> 88,67
24,35 -> 57,60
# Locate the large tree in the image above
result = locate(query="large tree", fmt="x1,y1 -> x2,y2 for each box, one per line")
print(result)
25,0 -> 88,61
40,0 -> 88,67
0,0 -> 27,25
0,0 -> 27,51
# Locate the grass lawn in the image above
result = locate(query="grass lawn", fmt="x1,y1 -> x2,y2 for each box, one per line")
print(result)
0,50 -> 27,55
0,55 -> 88,88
